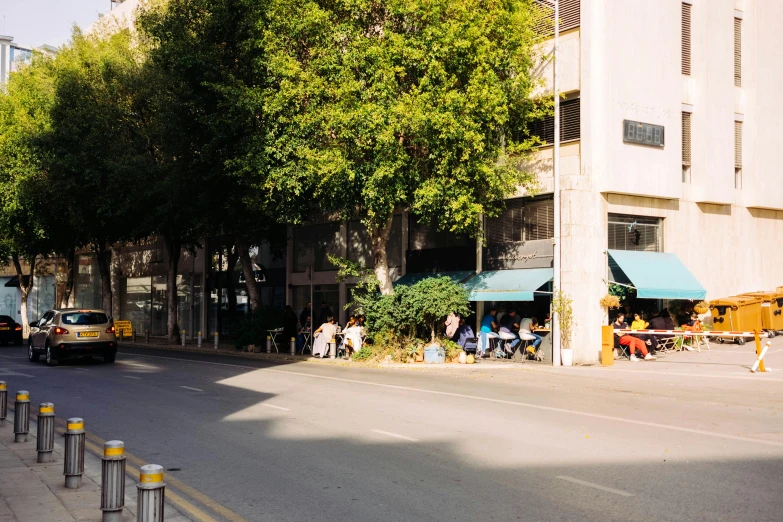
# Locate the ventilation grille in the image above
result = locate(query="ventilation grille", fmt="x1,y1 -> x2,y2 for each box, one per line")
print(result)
734,18 -> 742,87
734,121 -> 742,168
682,112 -> 692,166
530,97 -> 581,145
535,0 -> 580,35
682,3 -> 692,75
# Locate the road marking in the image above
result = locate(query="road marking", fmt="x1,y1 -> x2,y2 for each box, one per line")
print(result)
556,476 -> 634,497
179,386 -> 204,392
123,375 -> 142,380
122,352 -> 783,448
54,419 -> 247,522
260,403 -> 290,411
575,367 -> 783,382
371,429 -> 419,442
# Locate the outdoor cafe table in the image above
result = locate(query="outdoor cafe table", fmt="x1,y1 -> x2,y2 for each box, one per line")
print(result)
267,328 -> 284,352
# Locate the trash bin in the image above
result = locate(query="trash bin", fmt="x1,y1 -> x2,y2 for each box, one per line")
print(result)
739,291 -> 783,336
709,296 -> 762,345
423,345 -> 445,364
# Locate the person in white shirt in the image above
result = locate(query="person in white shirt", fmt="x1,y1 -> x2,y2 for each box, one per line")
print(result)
519,317 -> 542,351
312,317 -> 337,357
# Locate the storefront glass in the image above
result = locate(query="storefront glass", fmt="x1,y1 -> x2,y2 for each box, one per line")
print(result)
75,255 -> 102,310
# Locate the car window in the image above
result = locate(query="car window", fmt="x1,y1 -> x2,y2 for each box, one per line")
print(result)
39,311 -> 54,326
61,312 -> 109,325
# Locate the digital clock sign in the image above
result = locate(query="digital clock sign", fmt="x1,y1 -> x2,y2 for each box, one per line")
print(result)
623,120 -> 665,147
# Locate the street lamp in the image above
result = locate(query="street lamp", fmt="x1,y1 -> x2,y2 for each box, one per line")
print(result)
540,0 -> 561,366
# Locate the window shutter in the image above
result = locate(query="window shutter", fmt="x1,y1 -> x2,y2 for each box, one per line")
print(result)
682,112 -> 692,166
530,98 -> 581,145
523,200 -> 554,241
734,18 -> 742,87
535,0 -> 580,35
734,121 -> 742,168
682,3 -> 692,75
608,215 -> 662,253
486,199 -> 525,244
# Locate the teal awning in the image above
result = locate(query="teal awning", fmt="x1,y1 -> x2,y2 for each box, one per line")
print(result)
463,268 -> 553,301
607,250 -> 706,300
392,271 -> 474,287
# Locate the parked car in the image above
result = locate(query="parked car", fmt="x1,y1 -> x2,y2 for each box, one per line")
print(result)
0,315 -> 23,346
28,309 -> 116,366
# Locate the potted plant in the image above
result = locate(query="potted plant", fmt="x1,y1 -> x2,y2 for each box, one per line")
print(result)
552,290 -> 576,366
694,301 -> 710,315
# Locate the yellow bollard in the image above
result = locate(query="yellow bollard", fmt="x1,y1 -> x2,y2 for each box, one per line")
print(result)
754,331 -> 767,373
601,325 -> 615,366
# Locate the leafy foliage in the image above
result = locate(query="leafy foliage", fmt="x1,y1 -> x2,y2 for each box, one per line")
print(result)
552,290 -> 575,349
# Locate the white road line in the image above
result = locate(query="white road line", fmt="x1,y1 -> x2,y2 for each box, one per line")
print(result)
121,352 -> 783,448
123,375 -> 142,380
371,429 -> 419,442
575,367 -> 783,382
179,386 -> 204,392
260,404 -> 290,411
556,476 -> 634,497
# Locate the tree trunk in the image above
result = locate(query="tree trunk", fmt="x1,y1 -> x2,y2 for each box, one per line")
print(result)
431,320 -> 437,343
236,234 -> 262,312
96,243 -> 113,316
12,252 -> 36,337
370,216 -> 394,295
60,248 -> 76,308
163,235 -> 181,345
225,244 -> 239,314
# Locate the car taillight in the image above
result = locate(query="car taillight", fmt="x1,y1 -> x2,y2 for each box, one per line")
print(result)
14,325 -> 21,331
106,326 -> 115,334
54,327 -> 69,335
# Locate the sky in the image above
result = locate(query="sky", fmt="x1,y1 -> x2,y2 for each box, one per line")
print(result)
0,0 -> 112,48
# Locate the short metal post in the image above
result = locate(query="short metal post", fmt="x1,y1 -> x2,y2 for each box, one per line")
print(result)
137,464 -> 165,522
0,381 -> 7,427
266,336 -> 272,353
214,332 -> 219,349
119,329 -> 124,342
290,337 -> 296,355
133,329 -> 137,343
101,441 -> 126,522
197,331 -> 202,348
36,402 -> 55,463
145,330 -> 150,344
13,390 -> 30,443
181,330 -> 186,347
64,417 -> 85,489
329,339 -> 336,359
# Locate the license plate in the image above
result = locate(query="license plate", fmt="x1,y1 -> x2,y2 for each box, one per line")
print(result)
0,327 -> 9,331
77,332 -> 99,338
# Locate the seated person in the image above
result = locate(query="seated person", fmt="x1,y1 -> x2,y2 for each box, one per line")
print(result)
613,313 -> 656,361
454,318 -> 476,350
312,316 -> 337,357
519,316 -> 543,352
342,316 -> 363,358
478,308 -> 499,355
631,312 -> 658,353
683,312 -> 702,331
498,310 -> 521,352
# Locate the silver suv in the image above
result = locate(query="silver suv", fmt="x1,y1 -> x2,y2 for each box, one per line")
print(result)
28,309 -> 117,366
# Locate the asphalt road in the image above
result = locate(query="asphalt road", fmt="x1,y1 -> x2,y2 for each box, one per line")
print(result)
1,344 -> 782,522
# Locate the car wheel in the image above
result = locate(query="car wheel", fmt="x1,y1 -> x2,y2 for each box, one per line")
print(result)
45,343 -> 58,367
28,343 -> 39,362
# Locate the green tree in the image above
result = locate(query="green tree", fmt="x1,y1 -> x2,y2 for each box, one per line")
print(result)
261,0 -> 548,294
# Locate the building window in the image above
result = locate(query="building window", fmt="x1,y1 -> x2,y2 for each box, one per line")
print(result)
682,3 -> 692,75
608,214 -> 662,252
486,197 -> 554,243
682,111 -> 692,183
734,17 -> 742,87
535,0 -> 580,35
293,223 -> 342,273
734,120 -> 742,189
530,97 -> 581,145
347,215 -> 402,269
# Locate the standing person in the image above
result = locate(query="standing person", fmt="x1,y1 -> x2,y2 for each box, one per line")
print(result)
445,313 -> 460,339
312,316 -> 337,358
613,313 -> 656,361
318,301 -> 333,326
519,316 -> 542,352
299,302 -> 311,330
478,307 -> 499,357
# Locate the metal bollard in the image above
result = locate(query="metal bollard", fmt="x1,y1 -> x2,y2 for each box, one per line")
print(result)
290,337 -> 296,355
137,464 -> 165,522
197,331 -> 202,348
266,335 -> 272,353
0,381 -> 6,427
119,329 -> 124,342
13,390 -> 30,442
36,402 -> 55,463
329,339 -> 336,359
133,329 -> 137,343
101,440 -> 126,522
64,417 -> 85,489
214,332 -> 219,349
181,330 -> 186,347
145,330 -> 150,344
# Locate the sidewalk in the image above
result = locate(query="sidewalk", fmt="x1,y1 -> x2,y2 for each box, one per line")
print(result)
0,418 -> 190,522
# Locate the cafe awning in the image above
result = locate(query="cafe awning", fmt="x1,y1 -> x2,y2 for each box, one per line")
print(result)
607,250 -> 706,300
463,268 -> 553,302
393,271 -> 474,287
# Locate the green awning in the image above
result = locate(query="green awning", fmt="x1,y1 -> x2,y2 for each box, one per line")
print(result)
607,250 -> 706,300
463,268 -> 553,301
392,271 -> 474,287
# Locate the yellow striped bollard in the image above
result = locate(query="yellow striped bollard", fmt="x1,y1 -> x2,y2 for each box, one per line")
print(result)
13,390 -> 30,443
36,402 -> 55,462
137,464 -> 165,522
101,441 -> 126,522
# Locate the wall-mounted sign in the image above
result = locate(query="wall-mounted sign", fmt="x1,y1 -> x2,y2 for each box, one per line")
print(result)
623,119 -> 665,147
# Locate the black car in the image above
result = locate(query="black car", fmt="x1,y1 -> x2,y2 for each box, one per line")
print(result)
0,315 -> 23,346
